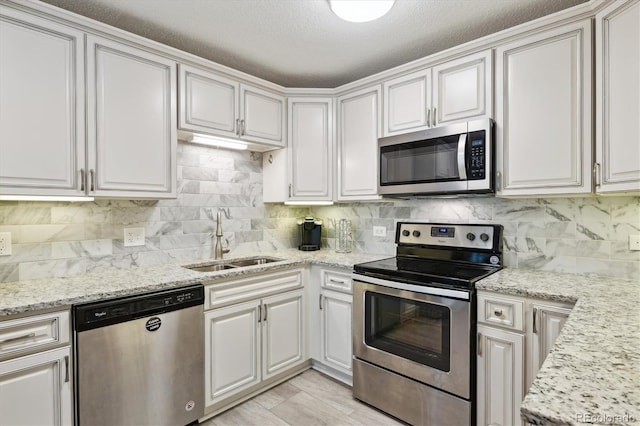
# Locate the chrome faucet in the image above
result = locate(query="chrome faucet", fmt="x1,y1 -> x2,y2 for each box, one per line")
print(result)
214,209 -> 230,259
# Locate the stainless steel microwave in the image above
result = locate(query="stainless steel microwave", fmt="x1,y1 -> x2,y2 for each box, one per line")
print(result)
378,118 -> 494,197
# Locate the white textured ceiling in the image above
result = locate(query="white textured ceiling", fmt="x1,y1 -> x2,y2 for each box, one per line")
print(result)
39,0 -> 588,88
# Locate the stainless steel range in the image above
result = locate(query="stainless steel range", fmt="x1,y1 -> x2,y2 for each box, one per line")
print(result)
352,222 -> 503,426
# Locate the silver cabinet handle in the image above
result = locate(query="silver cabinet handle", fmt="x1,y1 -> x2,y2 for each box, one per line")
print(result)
90,169 -> 95,192
257,305 -> 262,323
593,162 -> 601,188
328,278 -> 345,285
426,108 -> 431,128
496,171 -> 502,191
477,332 -> 483,356
263,304 -> 267,322
240,119 -> 246,136
80,169 -> 85,192
288,184 -> 292,198
432,107 -> 437,127
533,307 -> 538,334
235,118 -> 241,136
319,294 -> 323,310
0,332 -> 36,345
494,309 -> 503,317
64,355 -> 70,383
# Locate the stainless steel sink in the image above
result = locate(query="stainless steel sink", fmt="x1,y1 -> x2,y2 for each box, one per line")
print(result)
226,257 -> 282,267
184,256 -> 283,272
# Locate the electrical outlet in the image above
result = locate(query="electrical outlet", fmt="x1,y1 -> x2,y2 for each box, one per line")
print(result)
373,226 -> 387,237
630,235 -> 640,251
0,232 -> 12,256
124,227 -> 145,247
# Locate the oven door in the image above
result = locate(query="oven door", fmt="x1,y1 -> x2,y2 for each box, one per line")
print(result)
353,277 -> 472,399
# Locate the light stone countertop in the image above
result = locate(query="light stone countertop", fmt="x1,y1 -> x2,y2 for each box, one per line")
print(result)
3,254 -> 638,425
0,249 -> 386,316
477,269 -> 640,426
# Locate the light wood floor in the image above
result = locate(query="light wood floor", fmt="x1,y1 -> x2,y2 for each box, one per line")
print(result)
199,369 -> 404,426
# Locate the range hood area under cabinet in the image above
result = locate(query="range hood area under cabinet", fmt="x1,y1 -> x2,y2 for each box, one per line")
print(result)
0,6 -> 177,199
178,63 -> 286,151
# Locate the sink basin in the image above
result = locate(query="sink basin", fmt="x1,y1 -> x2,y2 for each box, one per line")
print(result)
188,263 -> 237,272
184,256 -> 283,272
226,257 -> 282,267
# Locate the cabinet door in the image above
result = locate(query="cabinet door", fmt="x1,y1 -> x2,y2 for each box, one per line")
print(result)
0,6 -> 85,196
337,86 -> 382,200
595,0 -> 640,194
527,303 -> 571,390
495,20 -> 592,196
262,289 -> 305,380
288,97 -> 333,200
319,289 -> 352,375
241,85 -> 285,147
432,50 -> 492,125
476,325 -> 524,426
179,64 -> 239,138
0,347 -> 72,426
383,69 -> 431,136
87,35 -> 177,198
204,300 -> 261,407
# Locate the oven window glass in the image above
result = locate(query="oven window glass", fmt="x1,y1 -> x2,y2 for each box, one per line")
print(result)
364,291 -> 451,372
380,135 -> 461,185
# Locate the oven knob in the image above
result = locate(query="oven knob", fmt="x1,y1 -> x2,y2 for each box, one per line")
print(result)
480,233 -> 490,242
412,230 -> 421,237
402,229 -> 410,237
466,233 -> 476,241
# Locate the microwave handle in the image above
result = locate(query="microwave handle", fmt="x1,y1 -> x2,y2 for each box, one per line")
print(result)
457,133 -> 467,180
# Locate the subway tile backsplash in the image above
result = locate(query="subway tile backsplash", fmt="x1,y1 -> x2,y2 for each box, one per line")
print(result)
0,141 -> 638,282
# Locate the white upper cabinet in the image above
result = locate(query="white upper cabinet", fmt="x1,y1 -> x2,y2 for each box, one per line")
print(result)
432,50 -> 492,125
383,50 -> 492,136
288,97 -> 333,201
179,64 -> 285,149
87,35 -> 177,198
383,69 -> 432,136
595,0 -> 640,194
0,6 -> 85,197
495,20 -> 592,196
337,85 -> 382,200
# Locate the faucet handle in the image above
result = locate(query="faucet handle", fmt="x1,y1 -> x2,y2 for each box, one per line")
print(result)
223,238 -> 230,254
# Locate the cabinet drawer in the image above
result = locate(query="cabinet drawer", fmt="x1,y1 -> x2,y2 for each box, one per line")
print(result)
321,269 -> 352,293
0,310 -> 70,360
477,293 -> 524,331
205,269 -> 303,310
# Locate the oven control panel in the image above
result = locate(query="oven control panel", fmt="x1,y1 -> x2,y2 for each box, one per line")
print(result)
397,223 -> 498,250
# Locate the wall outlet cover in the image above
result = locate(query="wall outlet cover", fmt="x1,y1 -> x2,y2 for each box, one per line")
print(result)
373,226 -> 387,237
630,235 -> 640,251
0,232 -> 11,256
124,227 -> 145,247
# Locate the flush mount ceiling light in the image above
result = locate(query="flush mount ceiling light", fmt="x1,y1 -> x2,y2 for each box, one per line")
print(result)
329,0 -> 395,23
188,134 -> 248,150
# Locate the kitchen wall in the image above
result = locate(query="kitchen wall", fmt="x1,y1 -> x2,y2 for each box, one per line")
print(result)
0,143 -> 638,282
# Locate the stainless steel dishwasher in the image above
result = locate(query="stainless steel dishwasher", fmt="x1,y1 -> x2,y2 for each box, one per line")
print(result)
73,284 -> 204,426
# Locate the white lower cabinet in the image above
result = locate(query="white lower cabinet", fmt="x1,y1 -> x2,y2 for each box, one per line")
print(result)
0,310 -> 72,426
203,269 -> 307,417
476,291 -> 572,426
309,266 -> 353,384
477,325 -> 524,426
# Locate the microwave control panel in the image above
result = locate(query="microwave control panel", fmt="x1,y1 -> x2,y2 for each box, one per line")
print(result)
468,130 -> 486,180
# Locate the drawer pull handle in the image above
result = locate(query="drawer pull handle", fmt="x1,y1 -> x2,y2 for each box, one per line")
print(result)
328,278 -> 345,284
533,307 -> 538,334
0,332 -> 36,345
477,332 -> 482,356
494,309 -> 503,317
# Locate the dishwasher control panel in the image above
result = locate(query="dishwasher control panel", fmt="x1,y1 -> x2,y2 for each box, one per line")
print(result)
74,284 -> 203,331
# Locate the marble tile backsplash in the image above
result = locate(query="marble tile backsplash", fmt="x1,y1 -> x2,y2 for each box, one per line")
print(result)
0,141 -> 638,282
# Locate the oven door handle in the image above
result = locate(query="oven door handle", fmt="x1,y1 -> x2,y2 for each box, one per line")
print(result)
352,274 -> 470,300
457,133 -> 468,181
